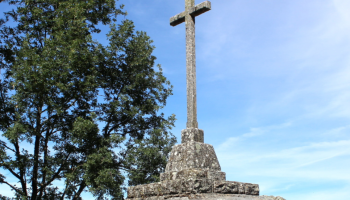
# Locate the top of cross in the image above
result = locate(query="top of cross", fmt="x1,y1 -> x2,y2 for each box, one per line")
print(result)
170,1 -> 211,27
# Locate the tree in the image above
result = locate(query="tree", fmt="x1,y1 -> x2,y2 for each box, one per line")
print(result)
0,0 -> 176,199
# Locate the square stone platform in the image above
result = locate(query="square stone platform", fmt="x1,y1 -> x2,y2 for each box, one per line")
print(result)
128,194 -> 285,200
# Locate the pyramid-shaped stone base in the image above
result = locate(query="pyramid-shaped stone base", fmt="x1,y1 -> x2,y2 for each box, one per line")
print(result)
126,128 -> 285,200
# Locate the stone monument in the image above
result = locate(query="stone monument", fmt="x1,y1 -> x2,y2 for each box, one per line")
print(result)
126,1 -> 285,199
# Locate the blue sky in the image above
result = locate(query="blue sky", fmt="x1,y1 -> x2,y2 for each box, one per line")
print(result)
119,0 -> 350,199
1,0 -> 350,199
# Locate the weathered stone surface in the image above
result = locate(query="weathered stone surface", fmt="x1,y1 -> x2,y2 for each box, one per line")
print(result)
160,169 -> 225,182
170,1 -> 211,26
185,0 -> 197,129
244,183 -> 259,196
127,194 -> 285,200
170,0 -> 213,128
126,180 -> 260,199
165,141 -> 221,172
170,12 -> 186,27
213,181 -> 238,194
181,128 -> 204,143
188,1 -> 211,17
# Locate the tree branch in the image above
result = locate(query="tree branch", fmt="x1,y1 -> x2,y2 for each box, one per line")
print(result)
31,104 -> 43,200
38,114 -> 51,199
14,140 -> 28,197
0,180 -> 23,196
2,164 -> 21,180
0,140 -> 15,153
38,152 -> 71,193
72,180 -> 86,200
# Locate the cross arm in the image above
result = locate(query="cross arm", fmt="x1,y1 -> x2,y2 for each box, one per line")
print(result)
170,1 -> 212,27
170,11 -> 186,27
189,1 -> 211,18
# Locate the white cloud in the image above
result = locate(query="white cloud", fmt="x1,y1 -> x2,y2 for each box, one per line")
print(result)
217,122 -> 292,152
217,126 -> 350,197
219,128 -> 350,173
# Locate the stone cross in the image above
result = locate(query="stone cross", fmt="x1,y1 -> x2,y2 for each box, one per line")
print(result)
170,0 -> 211,129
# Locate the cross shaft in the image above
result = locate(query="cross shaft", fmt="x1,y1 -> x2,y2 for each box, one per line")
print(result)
170,0 -> 211,129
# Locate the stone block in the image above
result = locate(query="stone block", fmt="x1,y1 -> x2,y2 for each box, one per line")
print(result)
159,173 -> 168,182
128,186 -> 135,198
181,128 -> 204,143
186,169 -> 207,180
131,185 -> 144,198
160,181 -> 171,195
160,180 -> 183,195
193,179 -> 213,193
214,181 -> 238,194
213,181 -> 258,195
165,141 -> 221,172
181,179 -> 195,194
208,171 -> 226,181
160,169 -> 225,182
238,182 -> 245,194
126,193 -> 285,200
244,183 -> 259,195
144,183 -> 162,197
127,180 -> 261,199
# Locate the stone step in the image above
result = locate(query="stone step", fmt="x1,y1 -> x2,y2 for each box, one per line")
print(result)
127,194 -> 285,200
160,169 -> 226,182
127,180 -> 259,199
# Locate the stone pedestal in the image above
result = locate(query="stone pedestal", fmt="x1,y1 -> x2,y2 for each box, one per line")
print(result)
127,194 -> 285,200
126,128 -> 285,200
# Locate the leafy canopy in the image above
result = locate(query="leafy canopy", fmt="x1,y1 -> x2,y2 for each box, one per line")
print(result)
0,0 -> 176,199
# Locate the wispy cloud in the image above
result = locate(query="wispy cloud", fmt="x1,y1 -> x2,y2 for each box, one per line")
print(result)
287,184 -> 350,200
216,124 -> 350,197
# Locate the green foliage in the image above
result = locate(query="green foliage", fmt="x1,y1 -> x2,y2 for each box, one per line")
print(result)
124,115 -> 176,186
0,0 -> 176,199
